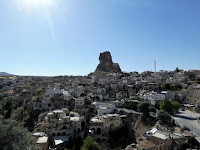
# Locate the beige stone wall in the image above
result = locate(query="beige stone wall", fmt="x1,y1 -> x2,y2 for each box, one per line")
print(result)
147,136 -> 185,150
38,143 -> 48,150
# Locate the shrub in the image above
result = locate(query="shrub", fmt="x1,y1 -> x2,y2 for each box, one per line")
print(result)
0,116 -> 39,150
181,126 -> 190,132
2,97 -> 13,119
81,136 -> 101,150
138,102 -> 150,118
157,110 -> 171,124
123,101 -> 137,111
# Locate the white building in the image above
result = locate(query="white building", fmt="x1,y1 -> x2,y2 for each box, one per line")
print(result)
91,102 -> 115,115
139,91 -> 165,105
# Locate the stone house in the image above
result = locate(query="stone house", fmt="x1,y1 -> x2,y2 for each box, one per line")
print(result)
36,136 -> 48,150
88,114 -> 126,145
91,102 -> 115,115
145,129 -> 185,150
186,84 -> 200,104
43,108 -> 85,138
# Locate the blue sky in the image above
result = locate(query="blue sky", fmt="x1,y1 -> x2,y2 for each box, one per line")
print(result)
1,0 -> 200,76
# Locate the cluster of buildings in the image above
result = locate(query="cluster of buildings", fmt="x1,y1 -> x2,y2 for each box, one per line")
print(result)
1,69 -> 200,149
33,108 -> 86,149
125,127 -> 187,150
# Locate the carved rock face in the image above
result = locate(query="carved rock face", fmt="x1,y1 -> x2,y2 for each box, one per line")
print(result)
99,51 -> 113,63
95,51 -> 121,73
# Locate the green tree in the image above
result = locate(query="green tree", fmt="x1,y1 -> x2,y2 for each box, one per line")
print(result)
173,84 -> 182,91
175,67 -> 180,72
2,97 -> 13,119
157,110 -> 171,124
160,99 -> 173,113
162,83 -> 172,90
138,102 -> 151,118
123,101 -> 137,111
81,136 -> 101,150
149,105 -> 157,113
172,101 -> 181,113
160,99 -> 180,113
0,116 -> 39,150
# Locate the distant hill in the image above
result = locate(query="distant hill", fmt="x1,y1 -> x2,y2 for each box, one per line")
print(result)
0,72 -> 15,76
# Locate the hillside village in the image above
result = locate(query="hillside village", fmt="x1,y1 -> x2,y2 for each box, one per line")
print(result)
1,51 -> 200,150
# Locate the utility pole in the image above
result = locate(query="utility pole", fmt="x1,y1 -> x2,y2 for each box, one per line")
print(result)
154,60 -> 156,76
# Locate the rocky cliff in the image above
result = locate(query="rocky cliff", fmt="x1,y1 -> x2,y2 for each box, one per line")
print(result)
95,51 -> 121,73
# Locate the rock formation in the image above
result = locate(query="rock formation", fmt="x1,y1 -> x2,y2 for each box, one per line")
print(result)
95,51 -> 121,73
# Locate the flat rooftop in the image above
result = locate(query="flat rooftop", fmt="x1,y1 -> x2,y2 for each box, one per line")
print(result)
37,136 -> 48,144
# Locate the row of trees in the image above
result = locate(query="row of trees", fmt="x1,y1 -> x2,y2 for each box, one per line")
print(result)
137,99 -> 180,125
124,98 -> 181,115
160,99 -> 181,113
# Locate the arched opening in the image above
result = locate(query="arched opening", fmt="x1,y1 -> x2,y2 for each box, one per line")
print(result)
81,121 -> 85,129
52,133 -> 56,136
97,128 -> 101,134
62,132 -> 66,135
57,133 -> 61,136
91,128 -> 95,134
62,126 -> 67,129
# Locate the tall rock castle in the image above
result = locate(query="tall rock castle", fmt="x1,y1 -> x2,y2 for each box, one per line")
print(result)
95,51 -> 121,73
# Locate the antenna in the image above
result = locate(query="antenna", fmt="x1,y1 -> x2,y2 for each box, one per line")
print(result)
154,60 -> 156,75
